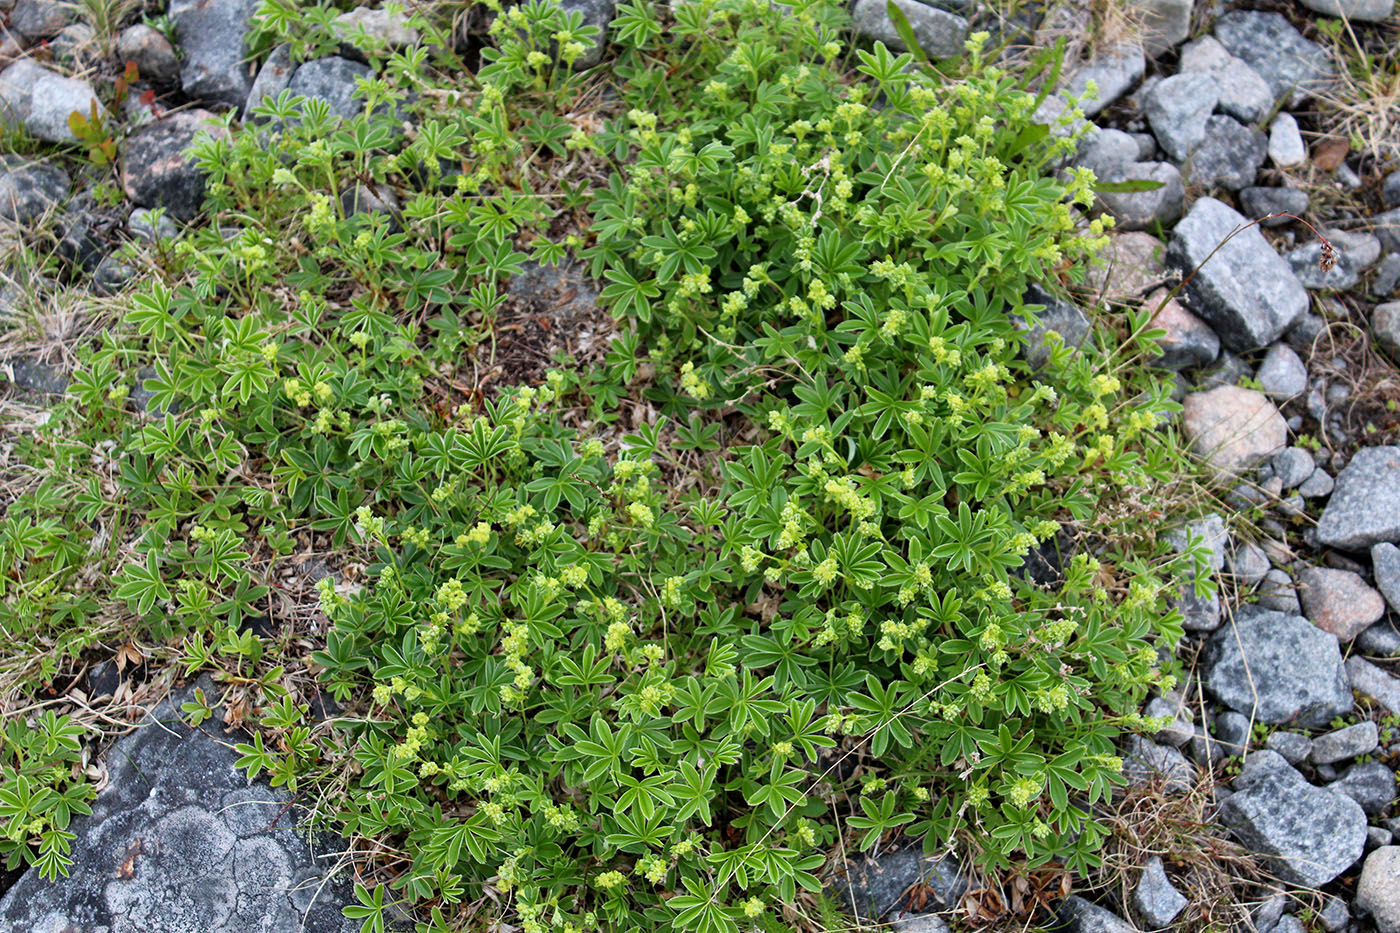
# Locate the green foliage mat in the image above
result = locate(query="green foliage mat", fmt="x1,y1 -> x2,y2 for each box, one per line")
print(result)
0,0 -> 1205,929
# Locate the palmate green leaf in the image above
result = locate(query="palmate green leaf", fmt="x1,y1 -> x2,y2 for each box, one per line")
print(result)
114,551 -> 171,616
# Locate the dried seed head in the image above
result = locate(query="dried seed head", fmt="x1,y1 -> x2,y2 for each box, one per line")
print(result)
1319,240 -> 1337,273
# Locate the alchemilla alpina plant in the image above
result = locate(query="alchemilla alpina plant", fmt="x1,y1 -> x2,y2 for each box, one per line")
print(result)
0,0 -> 1201,930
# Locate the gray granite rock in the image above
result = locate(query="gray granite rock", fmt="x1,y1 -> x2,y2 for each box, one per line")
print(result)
889,912 -> 952,933
171,0 -> 259,109
1213,11 -> 1336,107
9,0 -> 71,44
287,57 -> 371,121
1268,113 -> 1307,169
1203,607 -> 1351,727
1099,161 -> 1186,230
26,73 -> 101,143
1299,565 -> 1387,642
1300,467 -> 1335,498
1331,761 -> 1396,817
556,0 -> 614,69
117,23 -> 180,85
1217,758 -> 1367,886
1166,197 -> 1308,352
0,153 -> 68,224
851,0 -> 968,59
1123,734 -> 1194,793
1018,282 -> 1091,370
1265,731 -> 1314,765
1272,447 -> 1315,489
1167,513 -> 1228,573
0,677 -> 357,932
1359,618 -> 1400,656
1240,187 -> 1309,227
1256,345 -> 1308,403
1318,447 -> 1400,551
1126,0 -> 1192,56
1375,256 -> 1400,299
1228,540 -> 1272,586
332,5 -> 419,54
1300,0 -> 1394,22
1184,115 -> 1265,191
0,58 -> 48,127
1357,846 -> 1400,933
1178,36 -> 1272,124
1133,856 -> 1187,928
1061,43 -> 1145,119
1258,568 -> 1302,614
838,848 -> 966,920
1145,290 -> 1219,369
1182,385 -> 1286,479
1374,543 -> 1400,613
1349,657 -> 1400,716
1318,895 -> 1350,932
1312,721 -> 1379,764
1289,230 -> 1383,291
1056,895 -> 1139,933
1144,695 -> 1195,748
1375,209 -> 1400,255
123,109 -> 228,223
1144,72 -> 1218,163
244,43 -> 295,119
1215,710 -> 1252,757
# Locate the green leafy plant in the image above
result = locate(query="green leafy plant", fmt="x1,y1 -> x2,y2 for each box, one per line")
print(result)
0,712 -> 93,880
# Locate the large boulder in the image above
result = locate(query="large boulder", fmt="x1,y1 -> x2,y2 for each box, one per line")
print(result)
0,678 -> 357,931
1202,607 -> 1352,727
1166,197 -> 1308,351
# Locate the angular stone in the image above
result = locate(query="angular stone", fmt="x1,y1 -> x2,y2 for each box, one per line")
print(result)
1299,467 -> 1335,498
1144,72 -> 1218,162
1298,565 -> 1386,641
1122,734 -> 1194,793
1317,447 -> 1400,551
1255,345 -> 1308,403
0,677 -> 357,932
1165,197 -> 1308,351
1258,567 -> 1302,614
1096,161 -> 1185,231
1273,447 -> 1316,489
287,56 -> 371,121
123,109 -> 228,223
0,58 -> 47,127
0,153 -> 68,224
1127,0 -> 1192,56
1185,115 -> 1265,192
1228,539 -> 1271,586
9,0 -> 71,44
26,73 -> 102,143
1299,0 -> 1394,22
1214,11 -> 1336,107
1057,895 -> 1139,933
1017,282 -> 1091,370
117,23 -> 180,85
1331,761 -> 1396,816
1357,847 -> 1400,933
1145,290 -> 1219,369
1217,759 -> 1367,886
1359,618 -> 1400,656
1375,256 -> 1400,299
1268,113 -> 1307,169
1265,731 -> 1314,765
1166,513 -> 1229,573
1061,43 -> 1145,118
1203,607 -> 1352,727
332,5 -> 419,53
837,847 -> 967,921
1084,231 -> 1165,302
244,43 -> 294,119
1133,857 -> 1187,928
1375,209 -> 1400,255
1240,186 -> 1309,226
1311,721 -> 1379,764
171,0 -> 259,109
1144,695 -> 1194,748
851,0 -> 968,59
1182,385 -> 1286,479
1374,543 -> 1400,612
1347,657 -> 1400,715
1178,36 -> 1272,124
556,0 -> 614,69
